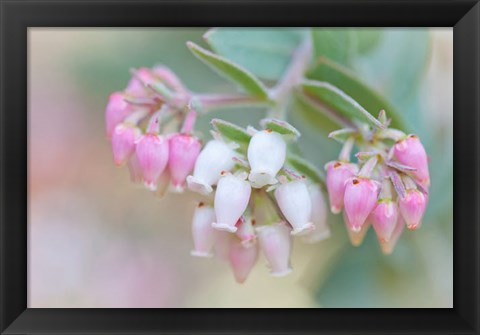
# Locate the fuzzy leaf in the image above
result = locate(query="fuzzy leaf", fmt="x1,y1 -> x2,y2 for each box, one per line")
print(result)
187,42 -> 270,100
306,57 -> 404,129
211,119 -> 251,145
300,79 -> 384,128
260,118 -> 301,139
204,28 -> 307,80
328,128 -> 357,143
286,154 -> 325,186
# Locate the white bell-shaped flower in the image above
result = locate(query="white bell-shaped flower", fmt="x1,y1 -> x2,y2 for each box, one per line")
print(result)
274,179 -> 314,235
190,203 -> 216,257
256,222 -> 292,277
187,140 -> 235,195
247,130 -> 286,188
303,184 -> 330,243
212,173 -> 251,233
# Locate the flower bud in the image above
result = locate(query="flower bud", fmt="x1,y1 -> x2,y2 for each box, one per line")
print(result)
344,178 -> 379,232
105,92 -> 132,138
168,134 -> 201,191
135,133 -> 169,190
325,161 -> 358,214
125,67 -> 156,97
256,223 -> 292,277
380,217 -> 405,255
235,218 -> 256,247
190,203 -> 216,257
214,231 -> 234,261
212,173 -> 251,233
275,180 -> 314,235
127,154 -> 143,184
187,140 -> 235,195
344,212 -> 370,246
370,199 -> 399,243
303,185 -> 330,243
393,134 -> 430,187
111,124 -> 141,166
399,189 -> 427,230
229,239 -> 259,283
247,130 -> 286,188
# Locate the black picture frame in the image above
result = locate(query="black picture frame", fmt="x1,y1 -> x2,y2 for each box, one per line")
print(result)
1,0 -> 479,334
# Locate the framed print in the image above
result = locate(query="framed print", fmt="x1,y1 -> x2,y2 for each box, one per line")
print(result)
1,0 -> 479,334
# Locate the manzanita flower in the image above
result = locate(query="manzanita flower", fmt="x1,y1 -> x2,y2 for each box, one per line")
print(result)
111,124 -> 141,166
247,130 -> 286,188
190,203 -> 216,257
127,154 -> 143,184
325,161 -> 358,214
105,92 -> 133,138
399,189 -> 427,230
187,140 -> 235,195
344,177 -> 380,232
135,133 -> 169,190
380,216 -> 405,255
256,223 -> 292,277
235,218 -> 256,247
303,184 -> 330,243
229,239 -> 259,283
125,67 -> 157,97
393,134 -> 430,187
212,173 -> 251,233
344,211 -> 371,246
275,180 -> 314,235
370,199 -> 399,243
168,133 -> 201,191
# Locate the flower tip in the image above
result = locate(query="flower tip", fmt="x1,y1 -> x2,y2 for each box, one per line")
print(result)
170,184 -> 185,193
186,176 -> 213,195
144,181 -> 158,192
350,225 -> 362,233
290,222 -> 315,236
248,171 -> 277,189
302,230 -> 331,244
270,267 -> 293,277
211,222 -> 237,233
407,223 -> 420,231
330,205 -> 342,214
190,250 -> 214,258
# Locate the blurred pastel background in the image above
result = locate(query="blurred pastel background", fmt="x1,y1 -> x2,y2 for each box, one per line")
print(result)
28,28 -> 453,308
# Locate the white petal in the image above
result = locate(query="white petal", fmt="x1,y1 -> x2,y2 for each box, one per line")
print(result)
212,174 -> 251,233
275,180 -> 314,235
188,140 -> 235,194
256,223 -> 292,277
247,131 -> 286,188
190,205 -> 216,257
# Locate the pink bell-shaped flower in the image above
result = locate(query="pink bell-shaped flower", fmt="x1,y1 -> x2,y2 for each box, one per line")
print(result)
190,203 -> 216,257
105,92 -> 132,138
111,124 -> 141,166
399,189 -> 427,230
303,184 -> 330,243
135,133 -> 169,191
247,129 -> 286,188
325,161 -> 358,214
214,231 -> 234,262
344,177 -> 379,232
168,133 -> 201,192
187,140 -> 235,195
370,199 -> 399,243
393,134 -> 430,187
125,67 -> 157,97
228,239 -> 259,283
235,218 -> 256,247
380,216 -> 405,255
344,212 -> 371,246
256,223 -> 292,277
127,154 -> 143,184
212,173 -> 251,233
275,180 -> 314,235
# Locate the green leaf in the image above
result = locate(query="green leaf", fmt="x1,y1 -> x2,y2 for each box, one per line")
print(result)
300,79 -> 384,128
291,91 -> 340,134
211,118 -> 251,145
204,28 -> 307,81
307,57 -> 404,129
187,42 -> 270,100
286,154 -> 325,186
311,29 -> 355,67
260,118 -> 301,139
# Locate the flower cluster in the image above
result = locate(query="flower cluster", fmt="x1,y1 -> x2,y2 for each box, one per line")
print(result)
105,66 -> 202,194
187,122 -> 330,282
325,112 -> 430,254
